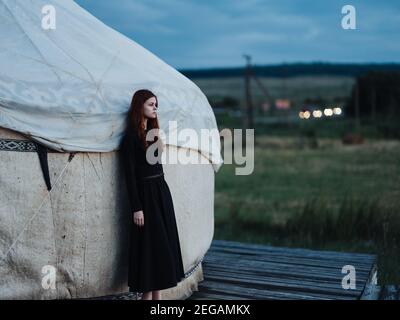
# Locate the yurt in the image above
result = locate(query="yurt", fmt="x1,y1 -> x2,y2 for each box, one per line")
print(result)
0,0 -> 223,299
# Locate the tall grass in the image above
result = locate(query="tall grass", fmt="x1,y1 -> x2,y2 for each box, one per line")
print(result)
286,197 -> 399,246
216,196 -> 400,285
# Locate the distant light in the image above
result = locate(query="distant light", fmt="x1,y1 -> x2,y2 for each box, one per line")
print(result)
324,108 -> 333,116
312,110 -> 322,118
333,107 -> 342,115
303,111 -> 311,119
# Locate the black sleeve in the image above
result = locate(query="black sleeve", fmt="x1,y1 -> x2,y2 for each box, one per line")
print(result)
121,133 -> 143,213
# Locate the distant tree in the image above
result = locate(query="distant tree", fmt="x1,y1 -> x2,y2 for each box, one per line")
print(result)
208,96 -> 239,109
220,96 -> 239,109
346,71 -> 400,119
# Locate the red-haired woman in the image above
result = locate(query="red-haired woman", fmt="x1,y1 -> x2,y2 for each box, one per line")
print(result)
120,89 -> 185,300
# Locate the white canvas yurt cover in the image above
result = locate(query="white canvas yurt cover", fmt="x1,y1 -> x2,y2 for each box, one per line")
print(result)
0,0 -> 223,299
0,0 -> 223,171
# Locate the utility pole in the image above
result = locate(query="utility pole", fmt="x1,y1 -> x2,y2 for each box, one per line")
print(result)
243,54 -> 254,130
370,86 -> 376,123
249,68 -> 273,115
355,80 -> 360,133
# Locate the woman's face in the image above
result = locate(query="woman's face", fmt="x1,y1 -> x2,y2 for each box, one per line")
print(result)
143,96 -> 158,119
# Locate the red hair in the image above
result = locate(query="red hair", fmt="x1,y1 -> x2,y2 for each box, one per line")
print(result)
127,89 -> 160,149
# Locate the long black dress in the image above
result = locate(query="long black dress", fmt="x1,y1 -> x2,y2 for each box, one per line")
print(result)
120,126 -> 186,293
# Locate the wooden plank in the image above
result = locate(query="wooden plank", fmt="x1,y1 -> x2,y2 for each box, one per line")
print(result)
204,254 -> 373,276
203,256 -> 371,281
196,279 -> 353,300
210,241 -> 377,263
206,246 -> 376,266
203,271 -> 361,298
202,271 -> 361,298
207,250 -> 374,267
203,263 -> 371,284
211,239 -> 377,261
203,266 -> 364,293
207,247 -> 376,267
204,263 -> 371,284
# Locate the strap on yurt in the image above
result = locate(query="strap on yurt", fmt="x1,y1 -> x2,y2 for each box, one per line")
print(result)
0,138 -> 76,191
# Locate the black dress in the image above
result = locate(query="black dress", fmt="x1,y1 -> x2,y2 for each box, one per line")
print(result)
120,126 -> 186,293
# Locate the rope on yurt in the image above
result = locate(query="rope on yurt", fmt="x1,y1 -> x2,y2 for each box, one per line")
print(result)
0,149 -> 76,262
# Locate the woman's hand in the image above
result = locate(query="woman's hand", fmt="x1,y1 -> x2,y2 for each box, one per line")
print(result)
133,210 -> 144,227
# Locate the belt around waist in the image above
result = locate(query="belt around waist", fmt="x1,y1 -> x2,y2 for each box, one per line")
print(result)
141,172 -> 164,180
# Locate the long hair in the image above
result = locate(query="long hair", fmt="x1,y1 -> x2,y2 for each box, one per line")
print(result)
127,89 -> 160,149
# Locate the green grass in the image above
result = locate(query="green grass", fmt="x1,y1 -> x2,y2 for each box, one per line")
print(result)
214,135 -> 400,285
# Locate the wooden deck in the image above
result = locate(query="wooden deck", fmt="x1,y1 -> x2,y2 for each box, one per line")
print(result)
80,238 -> 381,300
187,239 -> 378,300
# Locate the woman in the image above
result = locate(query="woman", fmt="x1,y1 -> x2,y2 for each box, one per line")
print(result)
120,89 -> 186,300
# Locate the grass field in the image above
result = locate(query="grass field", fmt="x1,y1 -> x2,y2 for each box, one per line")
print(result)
214,116 -> 400,285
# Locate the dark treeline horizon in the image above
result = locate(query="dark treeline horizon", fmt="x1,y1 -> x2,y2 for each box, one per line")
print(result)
180,62 -> 400,79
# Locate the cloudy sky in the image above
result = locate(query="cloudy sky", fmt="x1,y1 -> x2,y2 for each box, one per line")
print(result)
75,0 -> 400,69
